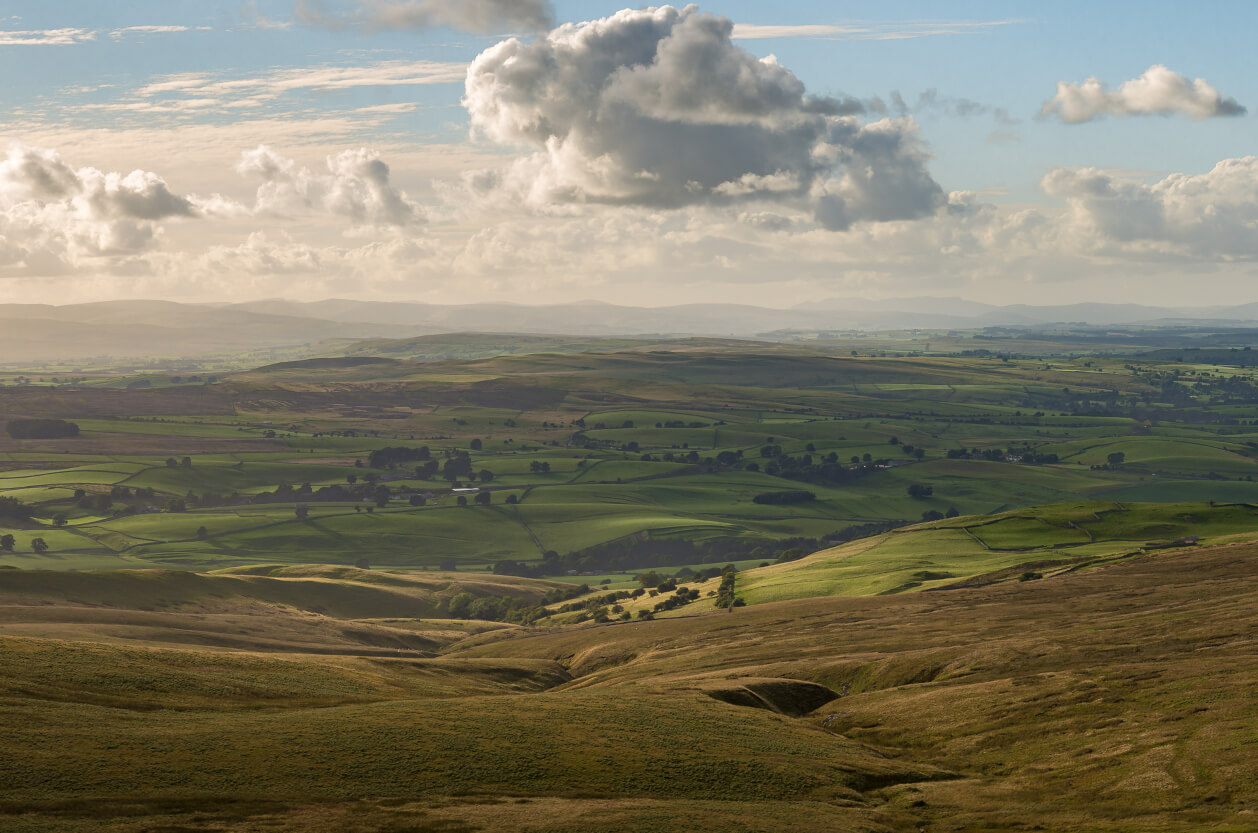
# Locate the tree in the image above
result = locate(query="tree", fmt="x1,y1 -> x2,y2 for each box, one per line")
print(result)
409,494 -> 427,506
165,457 -> 178,468
505,494 -> 518,505
53,514 -> 67,527
478,469 -> 494,483
347,474 -> 357,485
196,526 -> 209,539
181,457 -> 192,469
921,509 -> 945,521
907,484 -> 933,499
457,495 -> 468,507
374,485 -> 391,508
474,491 -> 491,506
0,534 -> 14,552
355,558 -> 370,569
448,592 -> 475,618
1107,451 -> 1126,467
470,438 -> 482,450
295,504 -> 309,520
31,537 -> 48,554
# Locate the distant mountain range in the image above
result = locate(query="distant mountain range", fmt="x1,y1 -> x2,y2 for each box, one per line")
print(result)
5,296 -> 1258,363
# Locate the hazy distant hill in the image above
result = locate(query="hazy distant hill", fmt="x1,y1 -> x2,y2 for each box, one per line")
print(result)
6,296 -> 1258,363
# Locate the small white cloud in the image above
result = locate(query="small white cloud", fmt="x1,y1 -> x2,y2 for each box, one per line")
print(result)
1041,64 -> 1246,123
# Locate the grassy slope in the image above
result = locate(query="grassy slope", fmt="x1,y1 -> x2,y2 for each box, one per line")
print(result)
2,541 -> 1258,831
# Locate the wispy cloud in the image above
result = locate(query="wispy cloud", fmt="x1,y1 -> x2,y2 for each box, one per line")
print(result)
732,19 -> 1022,41
108,25 -> 191,40
134,60 -> 466,103
0,28 -> 96,46
296,0 -> 553,34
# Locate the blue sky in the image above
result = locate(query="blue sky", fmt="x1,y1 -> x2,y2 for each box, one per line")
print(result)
0,1 -> 1255,307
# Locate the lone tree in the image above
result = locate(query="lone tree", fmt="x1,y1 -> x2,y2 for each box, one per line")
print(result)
31,538 -> 48,554
295,504 -> 309,520
196,526 -> 209,539
474,490 -> 491,506
0,534 -> 14,551
1107,451 -> 1126,467
907,483 -> 934,499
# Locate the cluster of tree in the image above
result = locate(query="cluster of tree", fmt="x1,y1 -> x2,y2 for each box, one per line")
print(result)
444,582 -> 590,624
5,419 -> 79,439
946,446 -> 1060,464
919,507 -> 961,522
368,446 -> 431,468
1,533 -> 47,553
750,445 -> 884,487
0,496 -> 33,523
650,585 -> 702,613
714,565 -> 739,608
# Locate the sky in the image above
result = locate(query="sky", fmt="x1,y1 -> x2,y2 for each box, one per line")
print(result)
0,0 -> 1255,309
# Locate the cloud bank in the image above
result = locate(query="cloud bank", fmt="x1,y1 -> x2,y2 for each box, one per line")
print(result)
1041,64 -> 1246,123
238,145 -> 422,227
1043,156 -> 1258,258
0,143 -> 205,273
462,5 -> 944,230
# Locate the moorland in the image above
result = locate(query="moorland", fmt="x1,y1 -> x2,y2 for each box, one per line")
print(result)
3,323 -> 1258,831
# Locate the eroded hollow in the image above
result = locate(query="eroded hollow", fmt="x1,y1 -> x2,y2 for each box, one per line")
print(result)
703,678 -> 840,717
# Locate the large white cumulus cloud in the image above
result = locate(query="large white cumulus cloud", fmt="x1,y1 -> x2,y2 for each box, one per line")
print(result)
1041,65 -> 1246,124
461,4 -> 944,229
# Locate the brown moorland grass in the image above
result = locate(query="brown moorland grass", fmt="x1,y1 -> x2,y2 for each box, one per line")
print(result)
1,543 -> 1257,831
